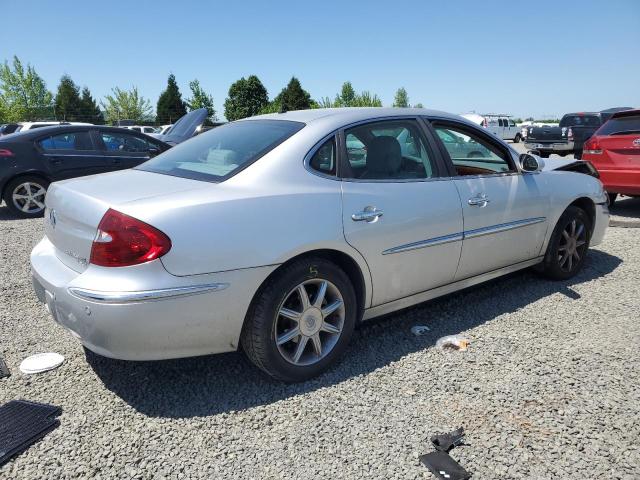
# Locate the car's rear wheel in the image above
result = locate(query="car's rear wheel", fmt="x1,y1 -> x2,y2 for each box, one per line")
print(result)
241,257 -> 356,382
607,192 -> 618,206
538,206 -> 591,280
4,176 -> 50,218
514,133 -> 521,143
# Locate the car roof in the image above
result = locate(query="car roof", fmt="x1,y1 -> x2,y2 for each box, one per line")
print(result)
251,107 -> 462,125
0,124 -> 163,142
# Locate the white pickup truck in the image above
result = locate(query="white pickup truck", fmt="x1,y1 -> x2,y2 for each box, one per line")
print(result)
461,113 -> 522,142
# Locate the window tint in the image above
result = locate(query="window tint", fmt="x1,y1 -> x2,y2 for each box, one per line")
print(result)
101,132 -> 150,153
434,125 -> 514,175
39,131 -> 92,150
597,114 -> 640,136
509,120 -> 516,127
309,137 -> 336,176
560,115 -> 601,128
138,120 -> 304,182
343,120 -> 435,180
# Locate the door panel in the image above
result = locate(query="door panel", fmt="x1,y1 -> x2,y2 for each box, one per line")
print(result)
454,174 -> 549,279
342,180 -> 463,306
37,131 -> 109,180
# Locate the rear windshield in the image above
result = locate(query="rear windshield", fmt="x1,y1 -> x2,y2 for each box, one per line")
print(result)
137,119 -> 304,182
559,115 -> 601,128
597,114 -> 640,136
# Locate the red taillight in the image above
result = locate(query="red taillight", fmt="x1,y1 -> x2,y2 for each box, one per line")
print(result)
0,148 -> 14,157
90,208 -> 172,267
583,136 -> 602,155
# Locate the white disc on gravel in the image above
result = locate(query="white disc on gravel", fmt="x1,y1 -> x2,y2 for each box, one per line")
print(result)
19,352 -> 65,374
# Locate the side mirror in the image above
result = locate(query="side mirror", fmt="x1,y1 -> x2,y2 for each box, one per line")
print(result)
520,153 -> 544,173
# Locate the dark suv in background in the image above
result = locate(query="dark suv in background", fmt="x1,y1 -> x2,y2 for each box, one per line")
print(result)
0,108 -> 207,218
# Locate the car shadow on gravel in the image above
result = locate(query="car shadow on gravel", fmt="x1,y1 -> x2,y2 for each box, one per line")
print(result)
0,204 -> 27,221
86,249 -> 622,419
609,197 -> 640,227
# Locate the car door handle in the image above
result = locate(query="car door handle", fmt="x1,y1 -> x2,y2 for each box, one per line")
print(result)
48,156 -> 63,165
468,195 -> 490,207
352,207 -> 384,222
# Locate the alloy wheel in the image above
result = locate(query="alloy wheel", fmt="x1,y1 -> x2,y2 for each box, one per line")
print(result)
274,278 -> 345,366
12,182 -> 47,214
557,219 -> 587,273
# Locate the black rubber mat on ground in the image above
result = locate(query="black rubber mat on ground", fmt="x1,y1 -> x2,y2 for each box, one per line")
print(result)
0,400 -> 61,466
0,357 -> 9,379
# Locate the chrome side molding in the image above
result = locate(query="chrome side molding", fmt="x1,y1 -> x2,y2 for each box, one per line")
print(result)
382,217 -> 546,255
68,283 -> 229,304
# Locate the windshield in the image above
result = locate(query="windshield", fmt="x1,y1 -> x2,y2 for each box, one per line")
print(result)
137,119 -> 304,182
597,114 -> 640,136
560,115 -> 600,128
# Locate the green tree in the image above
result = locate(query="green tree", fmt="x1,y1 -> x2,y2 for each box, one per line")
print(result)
101,86 -> 152,124
54,75 -> 82,121
414,103 -> 424,108
0,56 -> 53,121
274,77 -> 312,112
393,87 -> 409,108
224,75 -> 269,121
186,79 -> 216,121
156,74 -> 187,124
78,86 -> 104,124
320,82 -> 382,108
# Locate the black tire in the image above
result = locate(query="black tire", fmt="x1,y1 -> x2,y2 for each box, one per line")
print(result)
3,175 -> 50,218
574,151 -> 582,160
241,257 -> 357,382
513,133 -> 521,143
607,192 -> 618,206
538,206 -> 591,280
538,152 -> 550,158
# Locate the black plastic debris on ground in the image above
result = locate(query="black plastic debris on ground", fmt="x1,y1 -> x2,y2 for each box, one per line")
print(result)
420,427 -> 471,480
0,400 -> 61,466
0,357 -> 9,379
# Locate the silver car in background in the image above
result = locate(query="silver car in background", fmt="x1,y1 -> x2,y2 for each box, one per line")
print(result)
31,108 -> 608,382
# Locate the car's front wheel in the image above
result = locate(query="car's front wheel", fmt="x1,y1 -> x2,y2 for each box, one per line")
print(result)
514,133 -> 521,143
538,206 -> 591,280
4,176 -> 50,218
241,257 -> 357,382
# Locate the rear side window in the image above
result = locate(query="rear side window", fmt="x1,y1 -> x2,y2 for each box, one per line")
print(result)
342,120 -> 436,180
138,120 -> 304,182
39,132 -> 92,150
100,132 -> 150,153
560,115 -> 601,128
309,137 -> 336,176
597,114 -> 640,136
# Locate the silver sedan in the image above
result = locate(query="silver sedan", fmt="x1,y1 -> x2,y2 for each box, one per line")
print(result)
30,108 -> 609,381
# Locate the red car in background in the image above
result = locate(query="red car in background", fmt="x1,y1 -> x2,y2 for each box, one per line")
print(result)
583,109 -> 640,205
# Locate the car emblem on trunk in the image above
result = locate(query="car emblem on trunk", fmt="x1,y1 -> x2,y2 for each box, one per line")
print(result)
49,209 -> 56,228
633,138 -> 640,147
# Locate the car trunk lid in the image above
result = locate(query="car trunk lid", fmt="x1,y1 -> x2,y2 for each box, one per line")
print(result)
44,169 -> 209,273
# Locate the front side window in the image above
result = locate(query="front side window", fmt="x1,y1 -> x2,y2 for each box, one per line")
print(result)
434,124 -> 514,176
309,137 -> 336,176
39,131 -> 92,150
100,132 -> 150,153
342,120 -> 435,180
138,120 -> 304,182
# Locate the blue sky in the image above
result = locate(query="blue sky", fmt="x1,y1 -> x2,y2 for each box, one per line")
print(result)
2,0 -> 639,120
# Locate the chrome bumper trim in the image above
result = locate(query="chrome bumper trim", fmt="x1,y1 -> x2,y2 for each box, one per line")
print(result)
68,283 -> 230,304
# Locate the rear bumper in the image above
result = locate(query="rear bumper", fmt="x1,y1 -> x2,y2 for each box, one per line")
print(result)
30,237 -> 276,360
594,169 -> 640,196
525,141 -> 574,153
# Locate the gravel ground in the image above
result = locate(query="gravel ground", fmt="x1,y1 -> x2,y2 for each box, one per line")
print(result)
1,202 -> 639,480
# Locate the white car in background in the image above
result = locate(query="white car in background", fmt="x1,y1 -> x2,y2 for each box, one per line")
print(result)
16,121 -> 93,132
123,125 -> 160,135
462,113 -> 522,142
